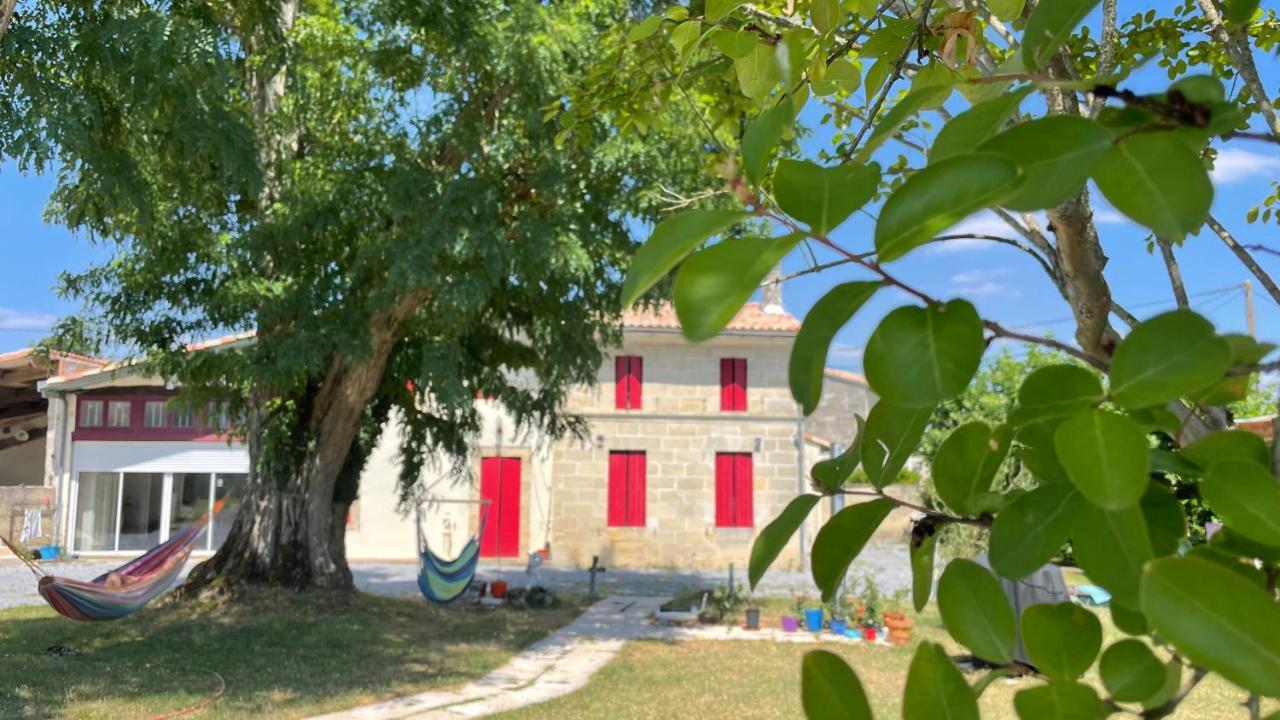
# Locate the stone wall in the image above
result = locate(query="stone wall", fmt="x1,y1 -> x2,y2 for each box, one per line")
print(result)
805,373 -> 876,448
0,485 -> 56,557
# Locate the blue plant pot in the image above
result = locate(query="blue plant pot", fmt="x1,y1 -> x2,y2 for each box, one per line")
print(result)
829,619 -> 847,635
803,608 -> 824,632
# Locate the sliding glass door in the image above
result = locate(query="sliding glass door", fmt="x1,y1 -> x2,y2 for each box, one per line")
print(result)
73,471 -> 245,554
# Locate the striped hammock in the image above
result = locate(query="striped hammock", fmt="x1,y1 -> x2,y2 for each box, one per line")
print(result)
1,502 -> 220,622
416,503 -> 488,605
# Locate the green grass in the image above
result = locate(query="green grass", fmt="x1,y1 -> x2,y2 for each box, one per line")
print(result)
496,600 -> 1275,720
0,590 -> 582,719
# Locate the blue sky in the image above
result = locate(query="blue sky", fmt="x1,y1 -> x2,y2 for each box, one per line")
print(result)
0,7 -> 1278,370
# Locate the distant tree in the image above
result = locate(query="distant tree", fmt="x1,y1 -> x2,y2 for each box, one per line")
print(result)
0,0 -> 715,593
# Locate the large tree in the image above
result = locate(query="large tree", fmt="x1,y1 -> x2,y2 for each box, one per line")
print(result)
0,0 -> 713,592
586,0 -> 1280,715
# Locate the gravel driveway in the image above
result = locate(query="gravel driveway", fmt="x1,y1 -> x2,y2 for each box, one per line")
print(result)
1,540 -> 910,611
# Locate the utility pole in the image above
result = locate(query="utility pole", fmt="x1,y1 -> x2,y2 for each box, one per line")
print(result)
1245,279 -> 1256,338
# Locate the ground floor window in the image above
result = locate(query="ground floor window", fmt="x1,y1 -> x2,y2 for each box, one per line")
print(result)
73,471 -> 247,553
715,452 -> 754,528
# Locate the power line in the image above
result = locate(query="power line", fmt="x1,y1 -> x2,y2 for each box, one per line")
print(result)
1006,283 -> 1243,331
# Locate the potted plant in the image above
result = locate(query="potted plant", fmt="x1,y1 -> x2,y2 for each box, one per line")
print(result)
824,598 -> 847,635
859,577 -> 882,642
743,592 -> 761,630
883,589 -> 914,646
801,593 -> 825,633
781,594 -> 803,632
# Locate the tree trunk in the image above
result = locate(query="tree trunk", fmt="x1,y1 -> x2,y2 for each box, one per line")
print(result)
182,293 -> 425,596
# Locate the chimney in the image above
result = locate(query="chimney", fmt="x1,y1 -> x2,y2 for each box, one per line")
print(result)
761,264 -> 785,314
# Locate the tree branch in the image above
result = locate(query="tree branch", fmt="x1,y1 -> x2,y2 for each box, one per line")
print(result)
1196,0 -> 1280,141
1142,667 -> 1208,719
0,0 -> 16,44
840,488 -> 991,527
1157,237 -> 1189,308
1090,0 -> 1119,117
1207,214 -> 1280,305
931,233 -> 1059,280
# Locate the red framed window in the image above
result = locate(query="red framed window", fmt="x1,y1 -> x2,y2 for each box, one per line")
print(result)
608,451 -> 646,527
615,355 -> 643,410
720,358 -> 747,412
715,452 -> 753,527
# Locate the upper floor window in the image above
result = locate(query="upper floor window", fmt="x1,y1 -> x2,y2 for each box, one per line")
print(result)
615,355 -> 643,410
107,401 -> 132,428
720,358 -> 747,412
207,401 -> 230,431
79,400 -> 103,428
143,401 -> 167,428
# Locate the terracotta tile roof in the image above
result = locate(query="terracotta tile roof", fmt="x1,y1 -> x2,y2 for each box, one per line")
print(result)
824,368 -> 868,386
44,331 -> 256,387
1237,415 -> 1276,443
623,302 -> 801,333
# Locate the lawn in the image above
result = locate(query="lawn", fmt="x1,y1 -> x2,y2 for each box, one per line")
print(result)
0,590 -> 581,719
496,599 -> 1274,720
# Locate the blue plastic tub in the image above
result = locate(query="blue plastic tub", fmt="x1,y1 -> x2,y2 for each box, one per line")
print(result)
38,545 -> 61,561
830,618 -> 847,635
803,608 -> 824,632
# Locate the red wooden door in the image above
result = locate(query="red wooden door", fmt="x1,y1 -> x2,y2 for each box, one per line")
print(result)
480,456 -> 521,558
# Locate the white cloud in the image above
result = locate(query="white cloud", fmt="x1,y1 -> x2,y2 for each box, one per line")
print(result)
950,267 -> 1019,298
1092,207 -> 1128,224
0,308 -> 56,331
927,212 -> 1012,254
1212,148 -> 1280,184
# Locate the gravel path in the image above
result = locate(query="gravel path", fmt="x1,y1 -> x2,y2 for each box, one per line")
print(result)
0,540 -> 910,610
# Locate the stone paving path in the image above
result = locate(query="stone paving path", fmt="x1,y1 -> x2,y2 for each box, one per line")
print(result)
310,596 -> 671,720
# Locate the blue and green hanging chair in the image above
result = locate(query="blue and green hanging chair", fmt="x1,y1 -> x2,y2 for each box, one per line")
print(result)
416,501 -> 489,604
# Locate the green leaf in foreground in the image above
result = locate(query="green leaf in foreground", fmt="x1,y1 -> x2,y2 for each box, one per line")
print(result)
1074,502 -> 1153,608
930,87 -> 1032,164
790,282 -> 880,415
1054,409 -> 1149,510
1013,682 -> 1108,720
749,494 -> 820,589
1182,429 -> 1271,469
1021,602 -> 1102,681
1023,0 -> 1102,71
909,527 -> 937,612
854,85 -> 950,163
863,300 -> 985,407
979,115 -> 1112,211
1108,309 -> 1231,409
932,421 -> 1010,515
903,641 -> 978,720
937,559 -> 1015,664
741,101 -> 796,187
811,498 -> 895,601
773,160 -> 881,236
801,650 -> 872,720
811,416 -> 864,491
989,482 -> 1084,580
621,210 -> 749,308
1199,460 -> 1280,546
1142,556 -> 1280,697
1093,133 -> 1214,239
861,401 -> 935,488
673,234 -> 802,342
875,153 -> 1021,262
1009,364 -> 1104,426
1100,639 -> 1170,703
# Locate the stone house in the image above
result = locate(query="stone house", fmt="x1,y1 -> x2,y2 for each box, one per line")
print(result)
32,299 -> 878,572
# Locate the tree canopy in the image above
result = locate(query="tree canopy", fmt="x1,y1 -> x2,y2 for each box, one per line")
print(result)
0,0 -> 716,590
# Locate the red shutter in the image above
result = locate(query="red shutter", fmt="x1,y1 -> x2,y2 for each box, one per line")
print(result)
715,453 -> 733,527
734,358 -> 747,411
720,358 -> 733,411
629,451 -> 646,526
608,452 -> 627,526
615,356 -> 628,409
629,357 -> 643,409
734,453 -> 753,527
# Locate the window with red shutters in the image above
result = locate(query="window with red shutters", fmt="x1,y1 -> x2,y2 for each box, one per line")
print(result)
607,451 -> 646,527
715,452 -> 753,527
719,358 -> 747,412
614,355 -> 643,410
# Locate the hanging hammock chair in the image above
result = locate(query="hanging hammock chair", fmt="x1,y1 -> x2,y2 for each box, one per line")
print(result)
1,500 -> 222,622
416,500 -> 489,605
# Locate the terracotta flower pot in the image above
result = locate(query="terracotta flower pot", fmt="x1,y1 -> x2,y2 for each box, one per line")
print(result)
884,611 -> 914,646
